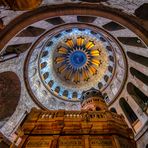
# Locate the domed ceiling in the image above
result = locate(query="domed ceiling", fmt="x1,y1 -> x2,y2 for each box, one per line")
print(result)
39,27 -> 111,99
0,1 -> 147,144
26,22 -> 127,110
0,3 -> 147,113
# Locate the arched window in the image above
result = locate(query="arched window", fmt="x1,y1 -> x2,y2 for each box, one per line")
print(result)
48,80 -> 54,88
104,75 -> 109,82
40,62 -> 47,69
43,72 -> 49,80
103,93 -> 110,103
127,52 -> 148,67
127,83 -> 148,110
119,98 -> 138,125
118,37 -> 145,48
103,21 -> 124,31
135,3 -> 148,20
55,86 -> 60,94
63,90 -> 68,97
130,67 -> 148,86
110,107 -> 117,113
98,82 -> 103,89
72,92 -> 78,98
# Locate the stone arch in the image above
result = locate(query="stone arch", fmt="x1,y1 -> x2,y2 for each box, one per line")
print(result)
0,71 -> 21,125
119,97 -> 138,125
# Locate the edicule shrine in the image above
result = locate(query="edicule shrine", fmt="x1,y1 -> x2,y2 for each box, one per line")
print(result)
16,89 -> 136,148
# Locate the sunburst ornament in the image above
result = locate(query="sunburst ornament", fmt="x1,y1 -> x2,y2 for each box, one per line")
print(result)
54,36 -> 101,83
39,27 -> 111,100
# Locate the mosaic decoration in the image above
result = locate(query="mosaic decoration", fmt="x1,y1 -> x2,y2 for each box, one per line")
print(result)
54,37 -> 101,83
